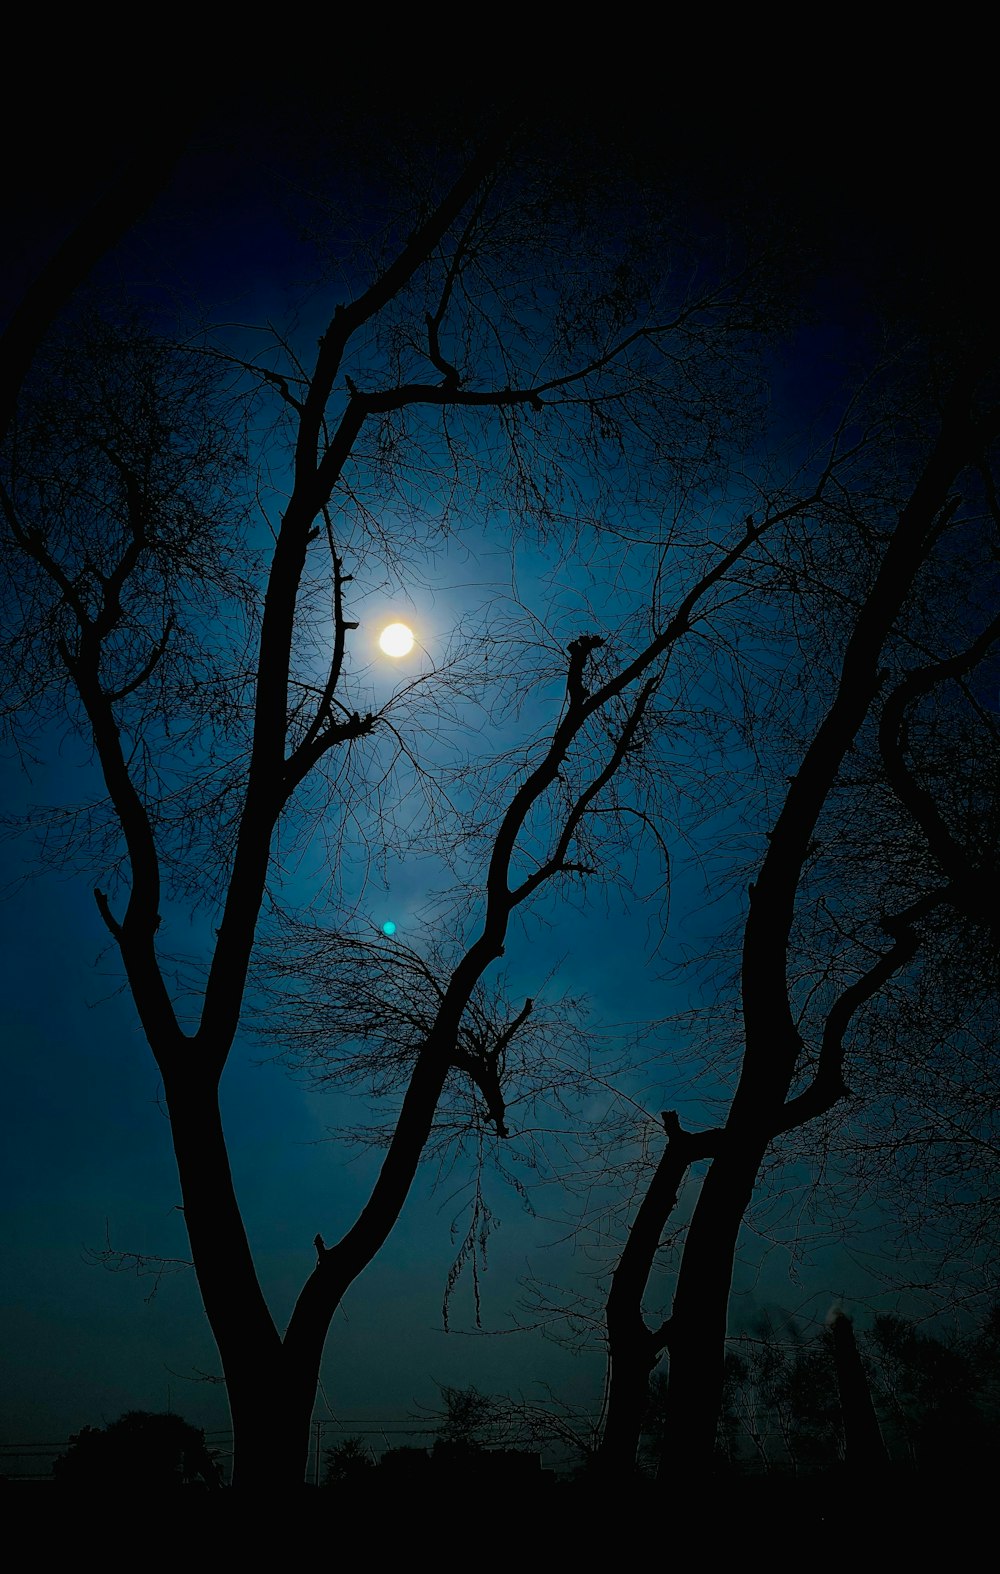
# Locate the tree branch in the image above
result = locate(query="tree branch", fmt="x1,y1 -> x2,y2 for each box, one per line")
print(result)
879,612 -> 1000,936
775,916 -> 934,1134
739,360 -> 1000,1117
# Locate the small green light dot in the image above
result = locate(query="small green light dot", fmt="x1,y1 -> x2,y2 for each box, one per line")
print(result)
381,921 -> 397,936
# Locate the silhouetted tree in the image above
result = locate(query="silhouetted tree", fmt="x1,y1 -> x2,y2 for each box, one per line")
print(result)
828,1309 -> 887,1470
323,1435 -> 375,1486
16,98 -> 993,1501
592,339 -> 1000,1479
2,109 -> 801,1490
656,1317 -> 843,1476
52,1409 -> 220,1489
433,1383 -> 499,1449
866,1312 -> 997,1469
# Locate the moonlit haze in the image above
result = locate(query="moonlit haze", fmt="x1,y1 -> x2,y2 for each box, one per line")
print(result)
1,82 -> 996,1514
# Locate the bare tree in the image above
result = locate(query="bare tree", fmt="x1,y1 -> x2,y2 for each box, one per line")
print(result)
2,115 -> 800,1488
589,342 -> 1000,1478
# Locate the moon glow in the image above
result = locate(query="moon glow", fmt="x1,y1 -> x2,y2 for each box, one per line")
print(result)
379,622 -> 415,657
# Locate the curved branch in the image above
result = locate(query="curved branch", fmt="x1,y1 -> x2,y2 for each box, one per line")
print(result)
775,915 -> 933,1134
297,121 -> 517,481
879,612 -> 1000,936
740,365 -> 1000,1118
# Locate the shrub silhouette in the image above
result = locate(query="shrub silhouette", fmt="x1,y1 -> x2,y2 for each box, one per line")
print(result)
53,1410 -> 221,1489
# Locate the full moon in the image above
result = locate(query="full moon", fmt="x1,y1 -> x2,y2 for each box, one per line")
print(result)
379,622 -> 415,657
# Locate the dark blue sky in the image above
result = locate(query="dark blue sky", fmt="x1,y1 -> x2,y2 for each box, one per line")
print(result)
1,88 -> 992,1475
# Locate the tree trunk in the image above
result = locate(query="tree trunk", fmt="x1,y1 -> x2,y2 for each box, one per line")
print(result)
596,1113 -> 720,1476
164,1047 -> 454,1488
829,1310 -> 888,1470
656,1134 -> 767,1481
597,1327 -> 659,1477
164,1069 -> 313,1487
228,1369 -> 314,1491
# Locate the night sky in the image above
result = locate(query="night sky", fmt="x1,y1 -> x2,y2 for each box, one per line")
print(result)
1,80 -> 995,1480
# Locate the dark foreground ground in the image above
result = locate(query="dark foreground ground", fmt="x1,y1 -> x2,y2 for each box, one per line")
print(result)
1,1467 -> 987,1555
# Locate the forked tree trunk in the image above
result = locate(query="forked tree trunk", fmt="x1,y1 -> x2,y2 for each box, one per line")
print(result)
641,365 -> 997,1483
164,1070 -> 311,1488
165,1044 -> 455,1487
594,1112 -> 722,1477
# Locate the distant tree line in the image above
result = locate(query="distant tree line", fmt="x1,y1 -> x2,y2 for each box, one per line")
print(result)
640,1304 -> 1000,1478
45,1309 -> 999,1501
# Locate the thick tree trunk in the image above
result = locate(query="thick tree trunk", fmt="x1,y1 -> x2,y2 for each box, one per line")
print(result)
228,1371 -> 314,1491
599,1340 -> 659,1476
163,1046 -> 454,1488
651,372 -> 996,1483
164,1068 -> 310,1487
656,1134 -> 767,1480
